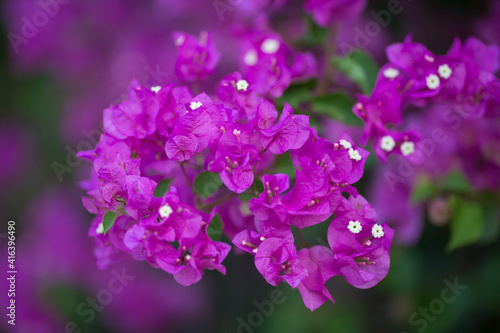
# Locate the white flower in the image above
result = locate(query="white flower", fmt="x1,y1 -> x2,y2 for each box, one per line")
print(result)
380,135 -> 396,152
174,34 -> 185,46
151,86 -> 161,94
348,220 -> 362,234
400,141 -> 415,156
260,38 -> 280,54
190,101 -> 202,110
383,68 -> 400,79
424,54 -> 435,62
349,148 -> 362,161
371,224 -> 384,238
236,79 -> 249,91
438,64 -> 452,79
244,49 -> 258,66
426,74 -> 440,90
233,129 -> 241,136
96,222 -> 104,235
159,204 -> 173,219
339,139 -> 352,149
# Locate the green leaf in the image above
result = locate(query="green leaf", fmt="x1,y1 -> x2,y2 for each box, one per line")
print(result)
300,16 -> 328,46
207,214 -> 223,241
362,150 -> 377,171
332,51 -> 379,94
43,284 -> 102,330
411,174 -> 436,204
254,178 -> 264,193
102,211 -> 117,234
194,171 -> 223,199
274,152 -> 296,180
153,178 -> 173,198
277,80 -> 316,110
308,115 -> 323,133
311,93 -> 363,126
479,203 -> 500,245
447,199 -> 484,251
443,170 -> 472,194
239,192 -> 255,202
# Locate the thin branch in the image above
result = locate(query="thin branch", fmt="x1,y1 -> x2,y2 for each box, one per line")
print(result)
252,181 -> 259,196
199,192 -> 236,210
297,229 -> 311,249
179,162 -> 201,206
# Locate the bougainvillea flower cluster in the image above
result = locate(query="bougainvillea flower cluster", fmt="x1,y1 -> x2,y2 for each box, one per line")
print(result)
364,35 -> 500,247
355,35 -> 500,162
79,32 -> 394,310
234,17 -> 317,99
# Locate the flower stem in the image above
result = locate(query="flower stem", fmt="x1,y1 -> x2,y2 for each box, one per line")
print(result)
297,228 -> 311,249
252,181 -> 259,196
180,162 -> 201,205
199,192 -> 236,210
